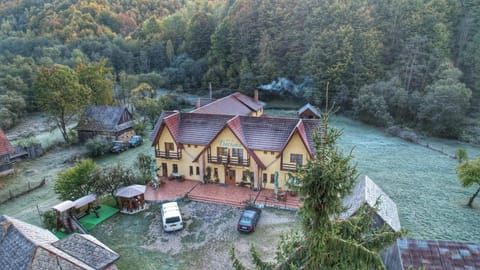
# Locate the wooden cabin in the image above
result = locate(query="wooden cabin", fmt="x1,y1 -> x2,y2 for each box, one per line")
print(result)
76,106 -> 136,143
297,103 -> 321,119
0,129 -> 15,177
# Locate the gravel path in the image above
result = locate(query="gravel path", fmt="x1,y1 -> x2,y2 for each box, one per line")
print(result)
92,201 -> 299,269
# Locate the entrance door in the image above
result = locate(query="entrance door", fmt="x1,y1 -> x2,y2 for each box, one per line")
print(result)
225,169 -> 236,185
162,163 -> 168,177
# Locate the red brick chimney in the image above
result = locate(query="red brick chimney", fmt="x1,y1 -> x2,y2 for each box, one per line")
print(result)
196,98 -> 201,109
254,88 -> 259,102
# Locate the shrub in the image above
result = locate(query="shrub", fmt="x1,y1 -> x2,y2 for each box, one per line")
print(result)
85,137 -> 111,157
41,210 -> 57,230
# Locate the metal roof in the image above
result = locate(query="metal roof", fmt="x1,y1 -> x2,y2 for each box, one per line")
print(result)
340,175 -> 401,232
190,92 -> 264,115
76,105 -> 134,132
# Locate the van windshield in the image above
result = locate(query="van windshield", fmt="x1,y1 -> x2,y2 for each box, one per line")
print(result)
166,216 -> 180,223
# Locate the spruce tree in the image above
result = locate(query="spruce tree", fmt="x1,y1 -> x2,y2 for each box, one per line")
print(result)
232,113 -> 402,269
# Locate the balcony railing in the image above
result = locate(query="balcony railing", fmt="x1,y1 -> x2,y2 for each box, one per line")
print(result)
281,162 -> 301,171
0,162 -> 13,172
207,155 -> 250,166
155,150 -> 182,160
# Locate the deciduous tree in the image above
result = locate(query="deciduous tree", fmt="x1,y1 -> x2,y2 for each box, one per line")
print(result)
33,65 -> 91,143
54,159 -> 98,201
456,156 -> 480,207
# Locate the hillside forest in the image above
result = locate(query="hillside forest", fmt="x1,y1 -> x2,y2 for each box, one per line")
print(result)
0,0 -> 479,141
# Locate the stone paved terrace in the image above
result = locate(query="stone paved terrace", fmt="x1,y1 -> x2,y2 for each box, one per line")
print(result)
144,178 -> 301,209
144,178 -> 198,202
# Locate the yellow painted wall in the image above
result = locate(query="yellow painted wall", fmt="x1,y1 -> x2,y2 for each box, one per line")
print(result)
155,127 -> 203,181
208,128 -> 248,184
154,124 -> 311,189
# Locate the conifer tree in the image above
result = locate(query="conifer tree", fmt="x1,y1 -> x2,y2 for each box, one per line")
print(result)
232,112 -> 402,269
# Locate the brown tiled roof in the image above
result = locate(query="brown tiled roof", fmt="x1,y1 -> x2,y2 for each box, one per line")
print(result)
0,215 -> 119,270
190,92 -> 265,115
76,106 -> 134,133
0,129 -> 14,156
386,238 -> 480,270
52,234 -> 120,269
150,111 -> 177,142
150,112 -> 321,157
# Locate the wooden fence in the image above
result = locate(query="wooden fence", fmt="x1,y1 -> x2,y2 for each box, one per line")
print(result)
0,178 -> 46,205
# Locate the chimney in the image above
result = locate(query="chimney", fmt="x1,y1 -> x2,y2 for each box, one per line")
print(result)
196,98 -> 201,109
254,88 -> 259,102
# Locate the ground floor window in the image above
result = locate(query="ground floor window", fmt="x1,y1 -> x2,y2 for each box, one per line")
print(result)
214,168 -> 219,178
189,166 -> 193,176
263,173 -> 267,183
172,164 -> 178,173
196,166 -> 200,175
270,174 -> 275,184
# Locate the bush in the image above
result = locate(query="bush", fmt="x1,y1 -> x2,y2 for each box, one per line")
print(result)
85,137 -> 111,157
41,210 -> 57,230
353,85 -> 393,127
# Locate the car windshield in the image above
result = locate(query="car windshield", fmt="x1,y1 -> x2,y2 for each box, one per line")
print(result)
239,216 -> 252,224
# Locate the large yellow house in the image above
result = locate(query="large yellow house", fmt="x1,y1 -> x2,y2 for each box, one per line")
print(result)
150,110 -> 321,190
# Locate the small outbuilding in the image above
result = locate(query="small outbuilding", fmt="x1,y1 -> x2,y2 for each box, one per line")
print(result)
115,184 -> 147,214
0,129 -> 15,176
297,103 -> 321,119
340,175 -> 401,232
0,215 -> 120,270
76,105 -> 136,143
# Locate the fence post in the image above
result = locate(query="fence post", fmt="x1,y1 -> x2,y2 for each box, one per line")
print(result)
9,190 -> 13,200
28,181 -> 31,190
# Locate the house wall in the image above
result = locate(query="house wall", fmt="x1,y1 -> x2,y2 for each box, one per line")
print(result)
154,127 -> 203,181
154,124 -> 312,189
116,129 -> 135,142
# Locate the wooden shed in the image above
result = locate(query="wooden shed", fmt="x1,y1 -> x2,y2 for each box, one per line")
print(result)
0,129 -> 15,176
76,105 -> 136,143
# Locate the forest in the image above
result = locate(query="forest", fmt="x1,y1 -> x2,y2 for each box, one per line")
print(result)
0,0 -> 479,141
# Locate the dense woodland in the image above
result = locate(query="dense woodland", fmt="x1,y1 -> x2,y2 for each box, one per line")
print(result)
0,0 -> 479,141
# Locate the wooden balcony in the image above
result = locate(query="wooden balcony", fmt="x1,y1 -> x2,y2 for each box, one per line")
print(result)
281,162 -> 300,171
207,155 -> 250,166
0,162 -> 13,173
155,150 -> 182,160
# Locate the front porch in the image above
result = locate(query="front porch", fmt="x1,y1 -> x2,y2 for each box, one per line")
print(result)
144,177 -> 301,209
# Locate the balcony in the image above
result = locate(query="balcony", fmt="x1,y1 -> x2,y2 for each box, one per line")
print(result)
281,162 -> 301,171
155,150 -> 182,160
207,155 -> 250,167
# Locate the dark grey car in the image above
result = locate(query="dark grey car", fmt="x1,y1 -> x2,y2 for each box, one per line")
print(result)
237,207 -> 261,233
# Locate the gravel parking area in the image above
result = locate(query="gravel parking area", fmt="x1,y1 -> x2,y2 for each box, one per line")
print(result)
92,201 -> 300,270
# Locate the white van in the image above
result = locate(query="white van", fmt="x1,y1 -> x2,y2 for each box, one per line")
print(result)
161,202 -> 183,232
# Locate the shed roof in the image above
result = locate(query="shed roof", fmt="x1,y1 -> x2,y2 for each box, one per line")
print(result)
52,200 -> 76,212
386,238 -> 480,270
52,234 -> 120,269
73,194 -> 97,209
297,103 -> 321,118
191,92 -> 265,115
340,176 -> 401,232
76,106 -> 134,132
0,129 -> 15,156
